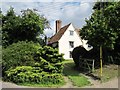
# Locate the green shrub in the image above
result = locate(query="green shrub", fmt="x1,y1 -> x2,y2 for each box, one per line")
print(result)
72,46 -> 100,72
40,46 -> 64,63
2,41 -> 65,83
6,66 -> 64,84
2,41 -> 41,75
34,46 -> 65,73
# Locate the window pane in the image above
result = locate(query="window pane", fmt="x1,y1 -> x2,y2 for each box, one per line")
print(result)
70,30 -> 74,35
69,51 -> 72,58
69,41 -> 74,48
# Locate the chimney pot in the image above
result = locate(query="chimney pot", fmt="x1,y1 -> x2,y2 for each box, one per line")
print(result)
56,20 -> 61,33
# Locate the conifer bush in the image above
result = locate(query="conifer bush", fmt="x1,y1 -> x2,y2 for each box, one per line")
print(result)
2,41 -> 65,84
5,66 -> 63,84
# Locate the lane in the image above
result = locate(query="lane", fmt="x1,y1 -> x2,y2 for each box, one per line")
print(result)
0,77 -> 119,88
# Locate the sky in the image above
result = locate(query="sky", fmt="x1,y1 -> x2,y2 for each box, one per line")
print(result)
1,0 -> 95,37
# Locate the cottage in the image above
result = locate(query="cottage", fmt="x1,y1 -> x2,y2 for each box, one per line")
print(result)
48,20 -> 92,59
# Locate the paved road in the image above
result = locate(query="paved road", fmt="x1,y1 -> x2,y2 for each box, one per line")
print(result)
0,77 -> 119,88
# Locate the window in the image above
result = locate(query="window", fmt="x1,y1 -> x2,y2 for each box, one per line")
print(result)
69,41 -> 74,48
70,30 -> 74,36
69,51 -> 72,58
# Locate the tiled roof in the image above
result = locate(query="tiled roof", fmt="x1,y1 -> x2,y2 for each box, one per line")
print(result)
48,23 -> 71,44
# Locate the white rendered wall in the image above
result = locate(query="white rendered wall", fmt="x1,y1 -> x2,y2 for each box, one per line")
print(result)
58,24 -> 83,59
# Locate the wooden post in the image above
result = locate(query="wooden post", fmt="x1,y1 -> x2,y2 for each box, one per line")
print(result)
100,46 -> 103,81
92,59 -> 95,72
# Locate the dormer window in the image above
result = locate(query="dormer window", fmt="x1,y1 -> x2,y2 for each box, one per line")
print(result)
70,30 -> 74,36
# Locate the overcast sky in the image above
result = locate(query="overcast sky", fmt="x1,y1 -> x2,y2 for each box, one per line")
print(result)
1,0 -> 95,37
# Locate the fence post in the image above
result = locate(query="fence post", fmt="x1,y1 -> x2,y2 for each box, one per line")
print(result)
92,59 -> 95,72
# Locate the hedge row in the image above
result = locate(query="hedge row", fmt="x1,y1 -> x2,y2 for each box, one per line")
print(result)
5,66 -> 64,84
2,41 -> 65,84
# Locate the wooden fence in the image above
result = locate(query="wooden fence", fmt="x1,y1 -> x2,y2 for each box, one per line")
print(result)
79,58 -> 95,73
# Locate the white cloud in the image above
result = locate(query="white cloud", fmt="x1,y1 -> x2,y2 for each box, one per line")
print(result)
1,2 -> 94,37
58,2 -> 93,28
1,0 -> 95,2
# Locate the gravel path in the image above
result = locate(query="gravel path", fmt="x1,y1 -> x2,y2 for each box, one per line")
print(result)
0,77 -> 119,88
1,82 -> 35,88
83,77 -> 119,88
60,76 -> 75,88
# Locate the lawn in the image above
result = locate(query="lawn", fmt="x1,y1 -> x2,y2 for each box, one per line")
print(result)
63,60 -> 119,87
63,60 -> 91,87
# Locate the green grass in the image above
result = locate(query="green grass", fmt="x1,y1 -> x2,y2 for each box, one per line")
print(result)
118,68 -> 120,77
63,60 -> 118,86
18,81 -> 65,88
92,64 -> 118,82
62,59 -> 73,64
63,60 -> 91,87
68,75 -> 91,87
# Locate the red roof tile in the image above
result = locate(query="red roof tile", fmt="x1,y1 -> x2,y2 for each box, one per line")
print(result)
48,23 -> 71,44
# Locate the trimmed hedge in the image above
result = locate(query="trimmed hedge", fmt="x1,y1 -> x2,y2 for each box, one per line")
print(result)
2,41 -> 41,74
72,46 -> 99,67
35,46 -> 64,73
2,41 -> 65,84
5,66 -> 64,84
72,46 -> 118,71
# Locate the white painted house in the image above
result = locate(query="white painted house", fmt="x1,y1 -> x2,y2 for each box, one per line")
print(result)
48,20 -> 92,59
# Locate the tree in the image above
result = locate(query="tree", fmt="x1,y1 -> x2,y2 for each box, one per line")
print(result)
2,7 -> 49,47
81,2 -> 119,49
2,7 -> 21,47
0,9 -> 2,45
80,2 -> 120,77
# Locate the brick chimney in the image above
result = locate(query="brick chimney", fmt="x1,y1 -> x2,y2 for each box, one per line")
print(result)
56,20 -> 61,33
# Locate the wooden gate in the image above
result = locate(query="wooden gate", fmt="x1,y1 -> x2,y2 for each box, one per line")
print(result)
79,58 -> 95,73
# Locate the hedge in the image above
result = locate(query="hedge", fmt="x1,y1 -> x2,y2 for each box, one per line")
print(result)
5,66 -> 64,84
2,41 -> 65,83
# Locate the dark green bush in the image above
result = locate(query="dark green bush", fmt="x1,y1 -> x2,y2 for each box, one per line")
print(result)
2,41 -> 41,74
5,66 -> 64,84
72,46 -> 118,71
72,46 -> 85,67
40,46 -> 64,63
34,46 -> 64,73
72,46 -> 100,71
2,41 -> 65,84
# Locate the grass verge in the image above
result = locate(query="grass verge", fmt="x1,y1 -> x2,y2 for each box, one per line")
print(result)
63,60 -> 91,87
68,75 -> 91,87
18,81 -> 65,88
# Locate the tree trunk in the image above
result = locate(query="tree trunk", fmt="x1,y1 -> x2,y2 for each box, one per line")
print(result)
100,45 -> 103,81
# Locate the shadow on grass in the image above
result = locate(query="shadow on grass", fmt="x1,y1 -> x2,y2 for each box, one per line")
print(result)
63,62 -> 80,76
62,61 -> 91,87
63,61 -> 94,76
63,61 -> 101,80
63,60 -> 118,84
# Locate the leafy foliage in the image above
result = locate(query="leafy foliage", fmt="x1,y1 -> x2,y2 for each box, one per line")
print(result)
2,41 -> 41,75
2,7 -> 49,47
5,66 -> 64,84
80,2 -> 120,64
34,46 -> 64,73
81,2 -> 119,49
0,10 -> 2,45
2,41 -> 65,82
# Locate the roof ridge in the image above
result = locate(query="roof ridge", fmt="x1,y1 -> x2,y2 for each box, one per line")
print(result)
48,23 -> 71,44
60,23 -> 71,29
